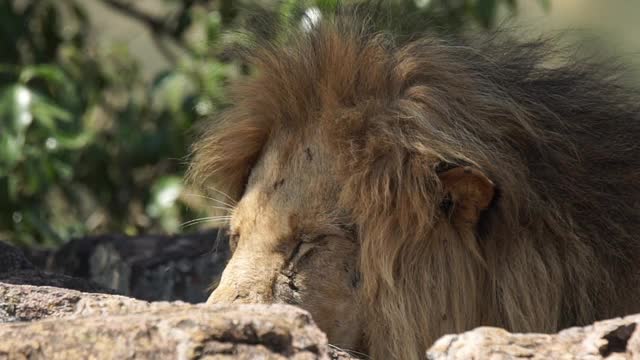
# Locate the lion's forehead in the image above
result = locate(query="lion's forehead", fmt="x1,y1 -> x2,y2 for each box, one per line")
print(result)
249,128 -> 337,188
233,133 -> 341,236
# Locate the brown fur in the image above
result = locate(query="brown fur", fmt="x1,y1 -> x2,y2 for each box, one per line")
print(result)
189,14 -> 640,360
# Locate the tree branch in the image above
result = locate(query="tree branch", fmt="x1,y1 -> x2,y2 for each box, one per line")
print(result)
98,0 -> 194,60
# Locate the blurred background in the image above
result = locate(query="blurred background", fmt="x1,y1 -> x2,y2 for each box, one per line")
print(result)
2,0 -> 639,249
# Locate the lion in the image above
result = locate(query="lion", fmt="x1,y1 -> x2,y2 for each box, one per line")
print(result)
187,14 -> 640,360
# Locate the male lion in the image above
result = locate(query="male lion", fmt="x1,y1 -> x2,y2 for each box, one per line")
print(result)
188,14 -> 640,360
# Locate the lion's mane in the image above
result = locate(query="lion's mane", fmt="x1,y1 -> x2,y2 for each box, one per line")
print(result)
189,15 -> 640,360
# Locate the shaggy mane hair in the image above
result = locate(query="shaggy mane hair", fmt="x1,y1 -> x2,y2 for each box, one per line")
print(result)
189,14 -> 640,360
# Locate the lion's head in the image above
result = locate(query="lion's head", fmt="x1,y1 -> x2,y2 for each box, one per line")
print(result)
189,15 -> 640,360
202,123 -> 365,349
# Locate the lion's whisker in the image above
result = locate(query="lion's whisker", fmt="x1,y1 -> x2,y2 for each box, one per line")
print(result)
184,193 -> 236,210
181,217 -> 230,227
207,197 -> 236,210
180,216 -> 232,229
209,206 -> 235,213
207,186 -> 237,206
180,220 -> 230,229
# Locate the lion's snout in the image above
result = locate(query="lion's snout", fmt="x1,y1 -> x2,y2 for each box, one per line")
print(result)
206,247 -> 282,305
207,275 -> 276,305
207,285 -> 270,305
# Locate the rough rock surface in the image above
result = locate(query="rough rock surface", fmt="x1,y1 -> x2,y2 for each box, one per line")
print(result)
427,315 -> 640,359
0,283 -> 174,322
0,283 -> 349,359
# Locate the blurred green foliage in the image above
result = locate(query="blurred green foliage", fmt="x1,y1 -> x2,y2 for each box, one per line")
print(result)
0,0 -> 546,247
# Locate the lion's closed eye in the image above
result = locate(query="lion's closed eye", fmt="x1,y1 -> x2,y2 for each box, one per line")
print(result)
300,234 -> 329,243
287,234 -> 327,266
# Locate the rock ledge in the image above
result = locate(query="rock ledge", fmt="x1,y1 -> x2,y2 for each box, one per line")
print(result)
0,283 -> 337,359
427,315 -> 640,359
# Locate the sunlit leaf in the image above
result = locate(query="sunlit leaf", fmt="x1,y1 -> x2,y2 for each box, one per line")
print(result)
19,65 -> 67,85
53,131 -> 93,150
153,176 -> 183,208
147,176 -> 183,218
13,85 -> 33,130
30,93 -> 73,130
0,85 -> 33,134
0,133 -> 22,169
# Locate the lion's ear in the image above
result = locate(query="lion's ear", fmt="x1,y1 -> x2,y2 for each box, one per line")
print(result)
438,166 -> 495,225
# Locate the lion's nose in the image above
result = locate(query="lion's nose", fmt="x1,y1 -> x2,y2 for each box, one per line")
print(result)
206,264 -> 275,304
206,285 -> 235,304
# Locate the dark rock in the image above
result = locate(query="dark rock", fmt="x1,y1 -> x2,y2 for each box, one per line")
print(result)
0,241 -> 114,295
0,241 -> 34,273
27,230 -> 229,303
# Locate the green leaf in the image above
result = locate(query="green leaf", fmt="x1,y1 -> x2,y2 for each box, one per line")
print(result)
1,85 -> 73,137
24,159 -> 44,195
30,93 -> 73,130
0,133 -> 22,169
53,130 -> 93,150
7,174 -> 19,201
316,0 -> 339,13
19,65 -> 68,85
475,0 -> 497,28
206,11 -> 222,43
0,85 -> 34,134
51,158 -> 73,180
279,0 -> 300,27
